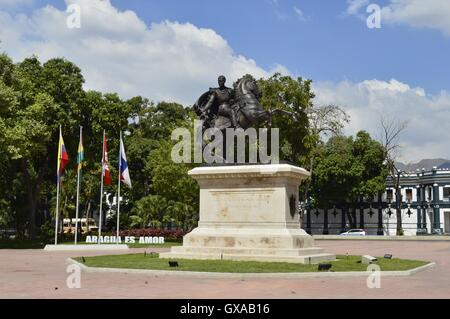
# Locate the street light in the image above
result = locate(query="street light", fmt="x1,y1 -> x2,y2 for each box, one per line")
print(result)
387,196 -> 393,218
299,197 -> 313,234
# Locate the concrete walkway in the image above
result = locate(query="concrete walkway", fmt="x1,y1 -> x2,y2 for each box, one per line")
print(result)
1,240 -> 449,299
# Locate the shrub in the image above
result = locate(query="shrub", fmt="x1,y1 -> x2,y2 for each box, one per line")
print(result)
119,228 -> 188,240
39,221 -> 55,243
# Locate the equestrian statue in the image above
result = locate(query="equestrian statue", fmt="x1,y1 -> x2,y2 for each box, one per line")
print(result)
194,74 -> 296,131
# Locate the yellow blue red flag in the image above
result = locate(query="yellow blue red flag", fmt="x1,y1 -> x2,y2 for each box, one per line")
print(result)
77,133 -> 84,172
57,129 -> 69,182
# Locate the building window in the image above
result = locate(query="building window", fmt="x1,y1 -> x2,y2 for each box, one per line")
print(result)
427,187 -> 432,201
405,189 -> 413,203
444,187 -> 450,200
386,189 -> 393,201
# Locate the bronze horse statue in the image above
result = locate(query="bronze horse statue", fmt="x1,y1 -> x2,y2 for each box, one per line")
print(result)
194,75 -> 295,131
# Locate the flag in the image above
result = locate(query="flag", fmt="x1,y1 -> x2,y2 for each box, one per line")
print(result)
77,132 -> 84,172
102,134 -> 111,186
119,134 -> 132,188
57,128 -> 69,182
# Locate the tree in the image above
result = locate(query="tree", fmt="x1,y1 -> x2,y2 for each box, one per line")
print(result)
127,102 -> 200,230
305,104 -> 350,171
257,73 -> 315,165
0,54 -> 145,238
129,141 -> 199,229
299,104 -> 349,222
312,131 -> 387,228
0,54 -> 20,232
126,101 -> 193,200
378,115 -> 409,235
0,56 -> 86,239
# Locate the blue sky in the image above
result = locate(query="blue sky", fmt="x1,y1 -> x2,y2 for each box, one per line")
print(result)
1,0 -> 450,161
17,0 -> 450,95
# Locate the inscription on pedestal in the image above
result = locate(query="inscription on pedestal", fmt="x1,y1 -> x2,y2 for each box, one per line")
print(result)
210,190 -> 274,222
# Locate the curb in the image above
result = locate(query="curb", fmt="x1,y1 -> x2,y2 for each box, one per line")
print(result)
67,258 -> 435,279
45,244 -> 129,251
313,235 -> 450,241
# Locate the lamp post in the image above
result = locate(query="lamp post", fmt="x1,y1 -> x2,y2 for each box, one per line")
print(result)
393,170 -> 407,236
387,196 -> 393,217
432,181 -> 442,235
299,198 -> 312,234
377,192 -> 384,235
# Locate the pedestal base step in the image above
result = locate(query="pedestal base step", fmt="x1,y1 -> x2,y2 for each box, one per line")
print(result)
169,246 -> 327,256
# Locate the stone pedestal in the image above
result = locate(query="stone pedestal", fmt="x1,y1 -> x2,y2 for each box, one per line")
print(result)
160,164 -> 335,264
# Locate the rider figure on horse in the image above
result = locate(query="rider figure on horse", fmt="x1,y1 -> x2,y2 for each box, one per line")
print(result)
200,75 -> 238,128
195,74 -> 296,131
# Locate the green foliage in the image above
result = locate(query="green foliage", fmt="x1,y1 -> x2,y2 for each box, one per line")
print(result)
257,73 -> 314,165
39,220 -> 55,244
0,54 -> 144,238
312,131 -> 388,207
127,103 -> 199,230
0,199 -> 12,228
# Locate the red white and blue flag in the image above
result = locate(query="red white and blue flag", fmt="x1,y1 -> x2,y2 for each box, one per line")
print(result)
102,134 -> 111,186
119,134 -> 132,188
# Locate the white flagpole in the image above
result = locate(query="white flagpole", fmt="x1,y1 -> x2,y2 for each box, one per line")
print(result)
98,130 -> 105,244
54,125 -> 62,245
116,131 -> 122,244
55,177 -> 60,245
74,126 -> 82,245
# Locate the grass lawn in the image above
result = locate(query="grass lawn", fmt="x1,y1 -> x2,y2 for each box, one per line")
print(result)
74,254 -> 429,273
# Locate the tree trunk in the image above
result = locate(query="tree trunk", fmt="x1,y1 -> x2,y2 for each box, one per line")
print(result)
21,160 -> 37,240
26,187 -> 37,240
396,209 -> 402,235
346,205 -> 355,228
21,159 -> 47,240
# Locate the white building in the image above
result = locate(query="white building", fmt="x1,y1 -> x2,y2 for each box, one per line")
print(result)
303,167 -> 450,236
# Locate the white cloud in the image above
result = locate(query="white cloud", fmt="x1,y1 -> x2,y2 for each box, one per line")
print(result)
347,0 -> 450,36
314,79 -> 450,162
381,0 -> 450,36
293,6 -> 308,22
346,0 -> 369,16
0,0 -> 287,105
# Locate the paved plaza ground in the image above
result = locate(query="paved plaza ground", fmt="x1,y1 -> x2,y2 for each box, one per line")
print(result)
1,240 -> 449,299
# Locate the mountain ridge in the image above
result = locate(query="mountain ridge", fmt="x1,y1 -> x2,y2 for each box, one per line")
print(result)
395,158 -> 450,172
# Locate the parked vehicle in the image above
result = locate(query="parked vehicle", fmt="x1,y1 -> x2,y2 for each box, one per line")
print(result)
340,229 -> 366,236
63,218 -> 99,234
